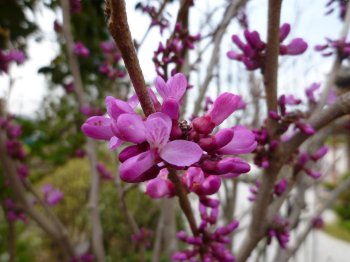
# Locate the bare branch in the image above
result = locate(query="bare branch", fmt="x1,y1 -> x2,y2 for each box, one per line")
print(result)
60,0 -> 105,260
193,0 -> 248,116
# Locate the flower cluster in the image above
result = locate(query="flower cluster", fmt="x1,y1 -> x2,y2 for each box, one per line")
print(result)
267,216 -> 290,249
326,0 -> 348,20
135,2 -> 170,34
315,38 -> 350,60
73,41 -> 90,58
295,146 -> 328,179
69,0 -> 81,14
174,210 -> 239,261
311,216 -> 324,229
153,24 -> 200,78
1,116 -> 29,179
2,199 -> 27,223
99,41 -> 126,80
131,228 -> 153,248
0,49 -> 26,74
42,184 -> 64,206
227,23 -> 308,71
96,163 -> 114,181
82,73 -> 256,260
249,178 -> 288,201
82,73 -> 256,185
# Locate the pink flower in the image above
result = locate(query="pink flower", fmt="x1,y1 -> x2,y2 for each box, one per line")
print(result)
311,146 -> 328,161
146,169 -> 175,198
218,125 -> 257,155
192,93 -> 242,134
42,184 -> 64,206
280,38 -> 308,55
73,41 -> 90,57
119,112 -> 202,182
305,83 -> 321,103
182,167 -> 221,195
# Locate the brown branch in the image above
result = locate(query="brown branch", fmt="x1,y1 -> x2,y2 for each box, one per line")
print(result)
315,2 -> 350,110
106,0 -> 199,245
193,0 -> 248,116
276,175 -> 350,261
236,1 -> 283,261
106,0 -> 155,116
60,1 -> 105,260
263,0 -> 282,137
0,137 -> 75,258
168,169 -> 198,236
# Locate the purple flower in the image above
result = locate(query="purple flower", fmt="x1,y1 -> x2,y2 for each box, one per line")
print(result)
118,112 -> 202,182
274,179 -> 288,196
146,169 -> 175,198
192,93 -> 242,134
42,184 -> 64,206
217,125 -> 257,155
305,83 -> 321,103
182,167 -> 221,195
73,42 -> 90,57
311,146 -> 328,161
96,163 -> 114,180
280,38 -> 308,55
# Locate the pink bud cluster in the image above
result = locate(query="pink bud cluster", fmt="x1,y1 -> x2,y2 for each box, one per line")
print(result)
135,2 -> 170,34
174,206 -> 239,261
131,228 -> 153,248
99,41 -> 126,80
73,41 -> 90,58
296,146 -> 328,179
96,163 -> 114,181
0,49 -> 26,74
2,199 -> 27,223
82,73 -> 256,261
69,0 -> 81,14
1,116 -> 29,179
41,184 -> 64,206
267,216 -> 290,249
80,106 -> 104,117
311,216 -> 324,229
253,91 -> 317,169
249,178 -> 288,202
315,38 -> 350,59
70,252 -> 94,262
326,0 -> 348,20
153,23 -> 200,78
227,23 -> 308,70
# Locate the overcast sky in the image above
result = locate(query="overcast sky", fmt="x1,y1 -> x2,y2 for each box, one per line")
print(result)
0,0 -> 343,118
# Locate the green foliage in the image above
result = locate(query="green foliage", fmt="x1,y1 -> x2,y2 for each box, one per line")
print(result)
0,0 -> 38,49
36,158 -> 160,260
324,222 -> 350,243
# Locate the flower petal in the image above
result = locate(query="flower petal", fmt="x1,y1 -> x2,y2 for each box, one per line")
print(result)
81,116 -> 114,140
160,140 -> 203,166
105,96 -> 134,121
145,112 -> 172,148
108,136 -> 123,150
218,125 -> 257,155
146,173 -> 175,199
208,93 -> 242,126
161,98 -> 180,120
113,113 -> 146,143
155,73 -> 187,101
120,150 -> 159,183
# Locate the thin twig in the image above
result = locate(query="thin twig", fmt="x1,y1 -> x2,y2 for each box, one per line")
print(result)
60,0 -> 105,260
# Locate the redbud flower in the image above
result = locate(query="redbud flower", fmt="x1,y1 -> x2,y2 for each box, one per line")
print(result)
73,42 -> 89,57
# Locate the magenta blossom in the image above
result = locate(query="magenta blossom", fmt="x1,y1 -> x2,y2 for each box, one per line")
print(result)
73,41 -> 90,57
42,184 -> 64,206
119,112 -> 202,182
227,23 -> 308,70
